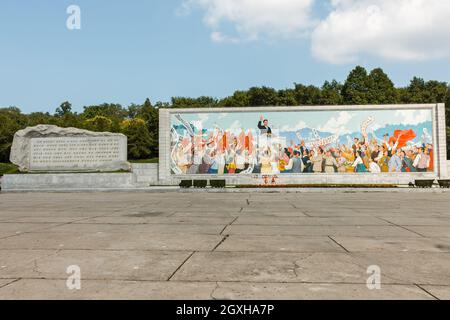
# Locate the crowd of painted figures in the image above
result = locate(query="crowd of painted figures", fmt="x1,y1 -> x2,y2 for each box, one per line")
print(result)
172,117 -> 433,175
275,134 -> 433,174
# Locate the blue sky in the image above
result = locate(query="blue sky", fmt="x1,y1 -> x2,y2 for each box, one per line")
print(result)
1,0 -> 450,114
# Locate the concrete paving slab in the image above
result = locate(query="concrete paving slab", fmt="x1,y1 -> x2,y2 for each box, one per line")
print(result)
380,217 -> 450,226
0,279 -> 216,300
40,223 -> 225,235
0,279 -> 18,288
1,191 -> 449,299
420,285 -> 450,299
173,251 -> 450,286
403,226 -> 450,237
331,236 -> 450,253
171,252 -> 370,284
0,249 -> 192,281
350,252 -> 450,286
0,249 -> 61,278
229,209 -> 308,217
81,216 -> 235,225
234,216 -> 389,226
223,225 -> 421,237
0,223 -> 61,234
212,282 -> 435,300
169,211 -> 242,218
216,235 -> 345,253
0,232 -> 224,251
0,217 -> 91,224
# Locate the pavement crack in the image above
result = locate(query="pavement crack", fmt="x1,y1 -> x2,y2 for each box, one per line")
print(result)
167,251 -> 195,281
292,253 -> 314,278
328,236 -> 350,253
415,284 -> 440,300
0,278 -> 20,289
212,235 -> 229,251
376,217 -> 427,238
209,282 -> 220,300
219,217 -> 238,235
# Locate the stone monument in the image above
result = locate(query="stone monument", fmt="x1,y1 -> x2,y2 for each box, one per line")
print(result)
10,125 -> 130,172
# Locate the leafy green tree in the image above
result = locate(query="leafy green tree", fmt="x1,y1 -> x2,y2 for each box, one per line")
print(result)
81,103 -> 126,131
120,118 -> 154,159
55,101 -> 73,117
0,107 -> 28,162
27,112 -> 57,126
137,98 -> 159,157
84,115 -> 113,132
127,103 -> 141,119
293,84 -> 321,105
319,80 -> 343,105
247,87 -> 279,106
367,68 -> 398,104
342,66 -> 370,105
54,101 -> 81,128
219,91 -> 250,107
171,96 -> 218,109
277,89 -> 297,106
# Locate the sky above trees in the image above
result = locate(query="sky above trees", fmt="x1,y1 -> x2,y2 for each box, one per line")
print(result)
1,0 -> 450,113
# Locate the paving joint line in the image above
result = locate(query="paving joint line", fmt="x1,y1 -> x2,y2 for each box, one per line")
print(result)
415,284 -> 440,300
167,251 -> 195,281
376,217 -> 428,238
327,236 -> 350,253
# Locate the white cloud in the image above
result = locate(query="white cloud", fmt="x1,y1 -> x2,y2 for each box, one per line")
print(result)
181,0 -> 316,42
317,111 -> 354,134
182,0 -> 450,63
394,110 -> 431,125
280,120 -> 307,132
312,0 -> 450,64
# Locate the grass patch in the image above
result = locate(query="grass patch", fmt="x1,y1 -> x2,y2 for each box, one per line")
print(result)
236,184 -> 398,189
0,163 -> 19,176
129,158 -> 159,164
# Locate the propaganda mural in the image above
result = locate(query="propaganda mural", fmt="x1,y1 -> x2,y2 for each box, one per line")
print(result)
170,109 -> 434,175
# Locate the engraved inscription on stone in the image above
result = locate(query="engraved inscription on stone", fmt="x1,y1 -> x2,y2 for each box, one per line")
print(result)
30,137 -> 122,169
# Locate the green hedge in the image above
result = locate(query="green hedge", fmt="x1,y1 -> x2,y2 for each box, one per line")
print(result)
129,158 -> 159,164
0,163 -> 19,176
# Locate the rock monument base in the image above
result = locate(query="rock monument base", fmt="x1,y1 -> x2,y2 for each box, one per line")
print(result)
10,125 -> 130,172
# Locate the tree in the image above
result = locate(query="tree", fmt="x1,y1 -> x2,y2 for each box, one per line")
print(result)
342,66 -> 370,105
55,101 -> 72,117
84,115 -> 113,132
247,87 -> 279,106
319,80 -> 343,105
120,118 -> 154,159
27,112 -> 57,126
0,107 -> 28,162
277,89 -> 297,106
293,84 -> 321,105
137,98 -> 159,157
171,96 -> 218,109
400,78 -> 447,104
54,101 -> 81,128
81,103 -> 126,131
219,91 -> 250,107
367,68 -> 398,104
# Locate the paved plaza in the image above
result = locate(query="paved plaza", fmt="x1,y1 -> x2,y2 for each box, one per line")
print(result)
0,191 -> 449,299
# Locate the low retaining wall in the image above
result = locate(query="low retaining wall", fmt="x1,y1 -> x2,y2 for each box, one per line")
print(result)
1,161 -> 448,191
1,172 -> 134,191
0,163 -> 159,191
161,173 -> 439,186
